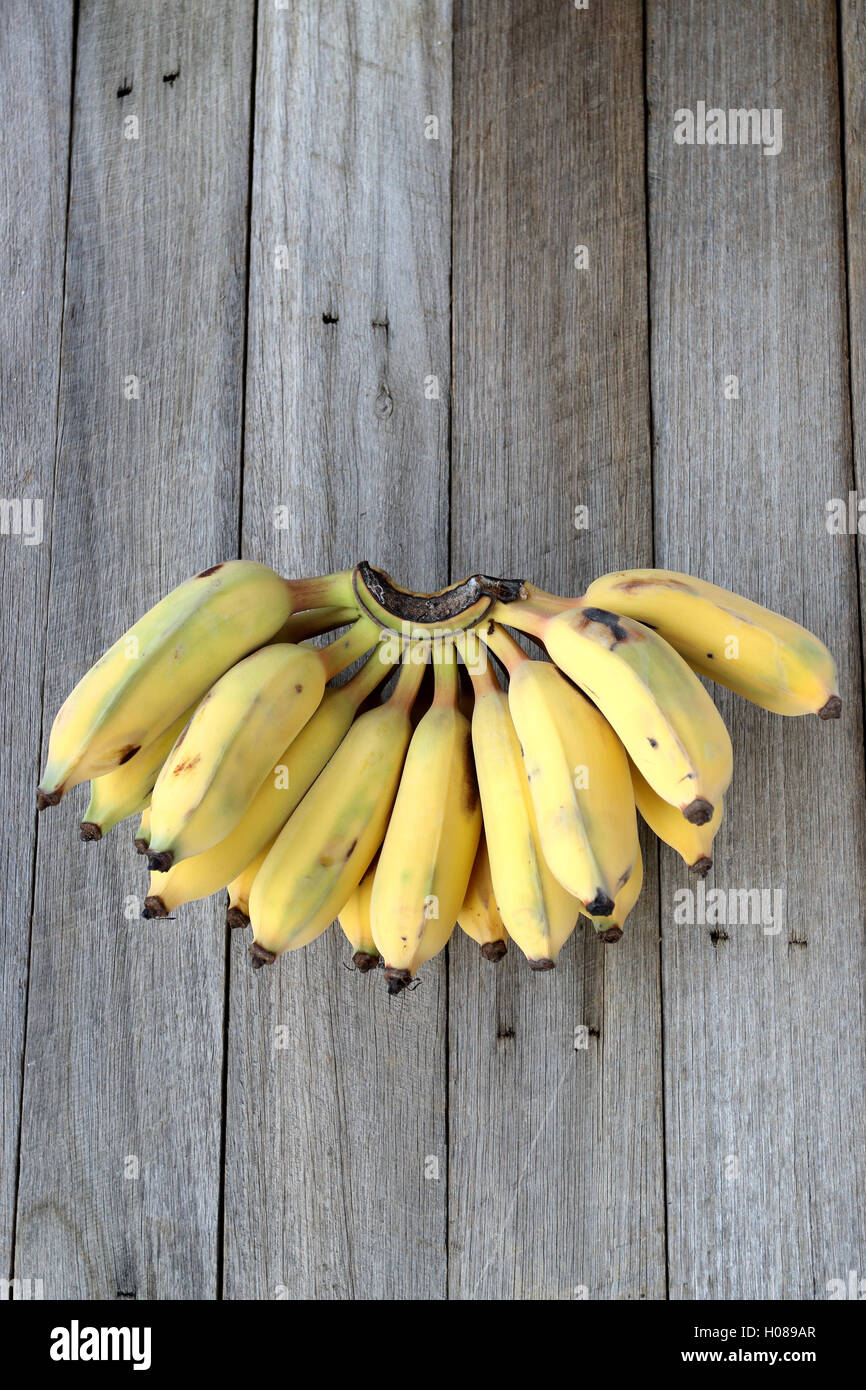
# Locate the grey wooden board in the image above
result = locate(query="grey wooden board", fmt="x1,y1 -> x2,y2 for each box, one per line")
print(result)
0,0 -> 73,1284
647,0 -> 866,1298
13,1 -> 254,1297
448,0 -> 665,1299
843,7 -> 866,547
223,0 -> 452,1298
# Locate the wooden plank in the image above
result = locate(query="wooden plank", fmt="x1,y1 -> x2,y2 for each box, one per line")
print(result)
13,1 -> 254,1297
0,0 -> 73,1285
449,0 -> 664,1298
224,0 -> 452,1298
842,7 -> 866,559
647,0 -> 866,1297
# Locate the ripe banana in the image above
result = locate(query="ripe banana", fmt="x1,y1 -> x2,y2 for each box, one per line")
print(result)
630,758 -> 721,877
134,804 -> 151,854
460,635 -> 580,969
498,597 -> 732,824
147,616 -> 380,870
37,560 -> 301,805
457,835 -> 508,962
79,706 -> 194,841
225,841 -> 275,930
370,645 -> 481,992
142,646 -> 394,917
481,622 -> 639,915
580,845 -> 643,942
248,654 -> 427,965
338,860 -> 381,972
583,569 -> 841,719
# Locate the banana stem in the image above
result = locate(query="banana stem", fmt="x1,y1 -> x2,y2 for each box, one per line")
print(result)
488,597 -> 549,641
286,569 -> 356,612
318,615 -> 381,681
455,632 -> 501,698
344,644 -> 398,707
389,650 -> 428,711
478,622 -> 528,675
432,641 -> 458,705
272,605 -> 359,645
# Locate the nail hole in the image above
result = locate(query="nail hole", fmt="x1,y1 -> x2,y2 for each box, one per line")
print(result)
322,312 -> 339,324
162,70 -> 180,85
117,82 -> 132,98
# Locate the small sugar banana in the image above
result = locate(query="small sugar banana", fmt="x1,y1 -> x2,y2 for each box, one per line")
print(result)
457,835 -> 508,962
630,757 -> 721,877
338,860 -> 381,972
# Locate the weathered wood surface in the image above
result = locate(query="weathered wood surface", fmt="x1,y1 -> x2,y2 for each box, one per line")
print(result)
4,0 -> 865,1301
647,0 -> 866,1298
449,0 -> 663,1299
0,0 -> 73,1285
12,1 -> 254,1297
223,0 -> 452,1299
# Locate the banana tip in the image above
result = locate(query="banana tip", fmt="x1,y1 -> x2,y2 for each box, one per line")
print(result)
598,926 -> 623,944
142,896 -> 168,919
147,850 -> 174,872
249,942 -> 276,969
481,940 -> 507,962
79,822 -> 102,842
133,837 -> 150,855
352,950 -> 379,973
226,907 -> 250,931
818,694 -> 841,720
385,966 -> 412,994
683,797 -> 713,826
36,788 -> 62,811
528,957 -> 555,971
691,856 -> 712,879
585,890 -> 615,917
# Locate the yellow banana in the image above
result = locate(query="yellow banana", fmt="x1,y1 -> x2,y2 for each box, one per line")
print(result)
225,840 -> 275,929
583,569 -> 841,719
497,597 -> 732,824
134,803 -> 151,854
481,623 -> 638,914
141,646 -> 394,917
579,845 -> 643,943
79,706 -> 194,841
37,560 -> 305,805
338,860 -> 381,972
370,645 -> 481,992
457,835 -> 508,962
147,617 -> 379,870
630,757 -> 721,877
460,635 -> 580,970
248,655 -> 427,965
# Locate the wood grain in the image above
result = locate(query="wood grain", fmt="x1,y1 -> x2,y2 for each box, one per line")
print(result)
223,0 -> 452,1298
647,0 -> 866,1298
842,4 -> 866,589
0,0 -> 73,1285
448,0 -> 664,1299
13,0 -> 254,1297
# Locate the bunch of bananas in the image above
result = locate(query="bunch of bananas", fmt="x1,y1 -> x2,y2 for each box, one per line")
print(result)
38,560 -> 840,991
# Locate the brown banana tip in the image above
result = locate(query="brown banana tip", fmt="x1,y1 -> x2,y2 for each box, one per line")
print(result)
146,850 -> 174,872
683,797 -> 713,826
36,788 -> 62,811
352,950 -> 379,973
598,926 -> 623,944
142,896 -> 168,919
226,907 -> 251,931
691,855 -> 712,879
818,694 -> 841,720
481,940 -> 507,962
249,943 -> 276,969
384,966 -> 412,994
79,822 -> 102,842
585,890 -> 615,917
133,837 -> 150,855
528,957 -> 556,971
